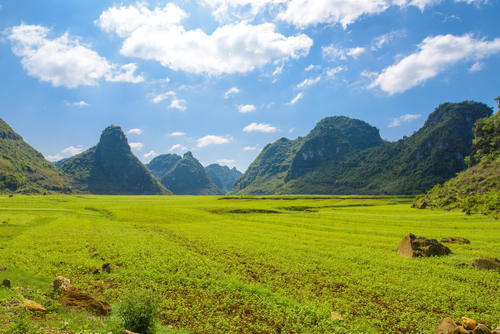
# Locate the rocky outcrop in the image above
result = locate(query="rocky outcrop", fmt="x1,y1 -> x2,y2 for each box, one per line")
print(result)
397,233 -> 451,258
472,258 -> 500,272
435,317 -> 494,334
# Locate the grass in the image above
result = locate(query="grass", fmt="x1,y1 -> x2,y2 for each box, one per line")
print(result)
0,195 -> 498,333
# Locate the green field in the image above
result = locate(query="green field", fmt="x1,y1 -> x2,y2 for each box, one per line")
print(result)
0,195 -> 499,333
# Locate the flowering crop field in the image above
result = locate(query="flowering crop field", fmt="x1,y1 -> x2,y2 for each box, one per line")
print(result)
0,195 -> 498,333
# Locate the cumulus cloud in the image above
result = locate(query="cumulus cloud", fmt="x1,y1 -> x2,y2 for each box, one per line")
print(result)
370,34 -> 500,95
143,150 -> 158,159
197,135 -> 232,147
243,122 -> 278,133
224,87 -> 240,98
305,64 -> 321,71
129,142 -> 144,150
65,100 -> 90,107
152,91 -> 187,111
96,3 -> 313,75
326,65 -> 346,77
323,45 -> 365,61
371,30 -> 406,50
168,131 -> 186,137
127,128 -> 143,135
238,104 -> 256,113
46,145 -> 84,161
388,114 -> 421,128
243,145 -> 259,151
169,144 -> 188,153
288,92 -> 303,105
7,24 -> 143,88
297,76 -> 321,88
217,159 -> 237,167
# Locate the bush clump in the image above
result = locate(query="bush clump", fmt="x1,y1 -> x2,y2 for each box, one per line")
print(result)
118,290 -> 159,334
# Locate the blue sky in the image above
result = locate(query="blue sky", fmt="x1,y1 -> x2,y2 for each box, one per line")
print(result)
1,0 -> 499,172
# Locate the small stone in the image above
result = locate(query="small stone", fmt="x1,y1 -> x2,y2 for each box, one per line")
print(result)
93,267 -> 102,274
462,317 -> 477,330
330,312 -> 343,320
102,263 -> 112,273
122,330 -> 139,334
472,258 -> 500,272
51,276 -> 71,293
2,279 -> 11,288
456,326 -> 472,334
434,318 -> 459,334
22,299 -> 47,313
440,237 -> 470,244
0,266 -> 7,271
472,324 -> 492,334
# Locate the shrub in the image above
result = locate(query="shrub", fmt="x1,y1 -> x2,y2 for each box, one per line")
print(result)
118,289 -> 159,334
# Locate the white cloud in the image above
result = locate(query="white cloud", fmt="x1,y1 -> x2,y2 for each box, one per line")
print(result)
323,45 -> 365,61
237,104 -> 256,113
7,24 -> 143,88
388,114 -> 421,128
65,100 -> 90,107
370,34 -> 500,95
297,76 -> 321,89
169,144 -> 188,153
47,145 -> 83,161
326,66 -> 346,77
243,122 -> 278,133
224,87 -> 240,99
288,92 -> 303,105
170,97 -> 187,111
127,128 -> 143,135
243,145 -> 259,151
96,3 -> 313,75
288,128 -> 295,133
371,30 -> 406,50
197,135 -> 232,147
305,64 -> 320,71
152,90 -> 186,111
129,142 -> 144,150
61,145 -> 83,156
469,62 -> 483,72
143,150 -> 158,159
168,131 -> 186,137
272,63 -> 284,76
217,159 -> 237,168
152,91 -> 176,103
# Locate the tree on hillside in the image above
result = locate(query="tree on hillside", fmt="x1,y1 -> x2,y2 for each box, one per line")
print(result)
468,97 -> 500,165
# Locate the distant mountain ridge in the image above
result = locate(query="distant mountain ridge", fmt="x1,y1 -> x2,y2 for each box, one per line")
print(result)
59,125 -> 169,195
205,164 -> 242,193
0,118 -> 71,193
159,152 -> 223,195
231,101 -> 492,195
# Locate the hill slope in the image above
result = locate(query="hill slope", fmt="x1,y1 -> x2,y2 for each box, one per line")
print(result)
205,164 -> 242,193
0,119 -> 71,193
413,106 -> 500,214
231,101 -> 492,195
60,125 -> 169,195
146,154 -> 182,179
160,152 -> 223,195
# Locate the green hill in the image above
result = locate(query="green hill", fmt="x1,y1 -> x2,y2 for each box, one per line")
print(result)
146,154 -> 181,179
0,118 -> 71,193
160,152 -> 224,195
231,101 -> 492,195
60,125 -> 169,195
413,101 -> 500,214
205,164 -> 242,193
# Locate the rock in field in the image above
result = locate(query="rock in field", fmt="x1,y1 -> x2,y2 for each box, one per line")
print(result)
397,233 -> 451,258
330,312 -> 343,320
473,324 -> 492,334
102,263 -> 112,273
462,317 -> 477,330
0,266 -> 6,271
472,258 -> 500,272
51,276 -> 71,293
61,287 -> 111,316
22,299 -> 47,313
435,317 -> 459,333
440,237 -> 470,244
122,330 -> 139,334
2,279 -> 11,288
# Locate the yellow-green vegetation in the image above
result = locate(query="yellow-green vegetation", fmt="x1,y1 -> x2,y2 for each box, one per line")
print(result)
0,195 -> 499,333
